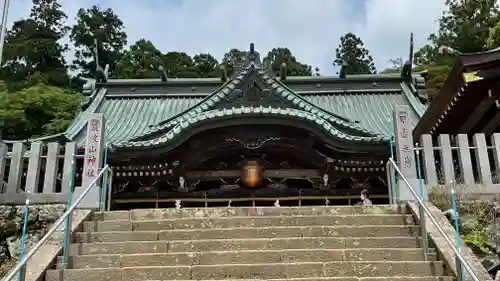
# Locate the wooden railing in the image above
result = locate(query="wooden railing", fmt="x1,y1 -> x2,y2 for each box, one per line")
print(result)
113,194 -> 389,207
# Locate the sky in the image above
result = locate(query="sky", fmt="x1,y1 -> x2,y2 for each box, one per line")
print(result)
7,0 -> 446,75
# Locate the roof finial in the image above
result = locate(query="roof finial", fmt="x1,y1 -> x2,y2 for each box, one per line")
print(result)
92,38 -> 108,82
246,42 -> 262,69
401,33 -> 414,78
339,61 -> 348,78
219,64 -> 228,82
158,65 -> 168,82
408,32 -> 414,66
93,39 -> 99,68
280,62 -> 287,81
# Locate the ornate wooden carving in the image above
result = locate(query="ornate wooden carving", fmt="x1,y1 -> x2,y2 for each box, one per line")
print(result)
226,89 -> 244,102
224,136 -> 280,149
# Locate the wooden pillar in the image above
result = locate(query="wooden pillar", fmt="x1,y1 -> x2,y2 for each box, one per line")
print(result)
0,142 -> 6,193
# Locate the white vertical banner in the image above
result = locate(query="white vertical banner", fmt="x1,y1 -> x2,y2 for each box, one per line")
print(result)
393,105 -> 424,201
75,113 -> 105,209
393,106 -> 417,178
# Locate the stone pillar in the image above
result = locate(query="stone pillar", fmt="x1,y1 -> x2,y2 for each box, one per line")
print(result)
74,113 -> 105,209
0,142 -> 6,194
393,105 -> 427,201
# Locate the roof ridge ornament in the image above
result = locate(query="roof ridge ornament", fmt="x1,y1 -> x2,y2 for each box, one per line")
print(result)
246,43 -> 262,70
219,64 -> 228,82
158,65 -> 168,82
279,62 -> 287,81
93,39 -> 109,83
401,32 -> 414,78
339,61 -> 348,79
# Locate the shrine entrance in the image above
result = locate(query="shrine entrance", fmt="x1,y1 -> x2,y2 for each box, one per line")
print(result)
109,122 -> 391,210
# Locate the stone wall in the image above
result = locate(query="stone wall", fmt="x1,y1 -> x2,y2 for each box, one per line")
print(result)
457,200 -> 500,278
407,202 -> 494,281
427,186 -> 500,279
0,204 -> 66,277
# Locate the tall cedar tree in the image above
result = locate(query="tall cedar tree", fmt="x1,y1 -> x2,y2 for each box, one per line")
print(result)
334,32 -> 376,75
70,5 -> 127,77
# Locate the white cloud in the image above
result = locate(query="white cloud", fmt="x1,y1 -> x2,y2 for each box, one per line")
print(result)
6,0 -> 445,75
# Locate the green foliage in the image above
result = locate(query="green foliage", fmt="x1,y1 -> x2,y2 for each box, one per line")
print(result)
434,0 -> 499,54
222,48 -> 248,77
1,0 -> 70,88
334,32 -> 376,75
192,53 -> 219,78
380,58 -> 405,74
263,47 -> 312,76
412,0 -> 499,99
463,228 -> 491,253
70,4 -> 127,77
428,185 -> 498,254
115,39 -> 164,79
487,20 -> 500,49
0,84 -> 82,140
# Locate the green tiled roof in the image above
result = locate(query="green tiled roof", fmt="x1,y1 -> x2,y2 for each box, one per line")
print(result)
130,68 -> 383,145
115,106 -> 387,149
303,86 -> 423,137
63,67 -> 427,149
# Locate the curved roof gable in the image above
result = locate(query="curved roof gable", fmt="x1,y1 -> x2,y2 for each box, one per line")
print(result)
127,65 -> 384,147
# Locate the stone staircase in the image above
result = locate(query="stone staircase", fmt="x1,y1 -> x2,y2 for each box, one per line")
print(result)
45,205 -> 454,281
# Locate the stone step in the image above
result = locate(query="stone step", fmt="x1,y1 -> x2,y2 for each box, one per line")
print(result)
76,225 -> 419,243
83,215 -> 414,232
45,261 -> 445,281
128,276 -> 455,281
92,205 -> 404,221
71,237 -> 424,255
57,248 -> 434,269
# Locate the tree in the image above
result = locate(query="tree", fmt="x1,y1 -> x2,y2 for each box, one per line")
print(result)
2,0 -> 70,88
313,67 -> 320,76
221,48 -> 248,77
70,5 -> 127,77
0,84 -> 82,140
263,47 -> 312,76
162,52 -> 199,78
487,20 -> 500,49
433,0 -> 499,54
193,53 -> 219,78
334,33 -> 376,74
420,65 -> 452,98
380,58 -> 404,74
115,39 -> 163,79
411,0 -> 498,99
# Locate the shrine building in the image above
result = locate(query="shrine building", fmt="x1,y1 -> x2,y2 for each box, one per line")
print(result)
30,43 -> 430,208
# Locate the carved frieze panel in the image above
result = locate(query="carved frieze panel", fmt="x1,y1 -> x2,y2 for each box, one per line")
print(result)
225,136 -> 280,150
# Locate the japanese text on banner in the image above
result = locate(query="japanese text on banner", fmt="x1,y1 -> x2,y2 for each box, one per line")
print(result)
397,112 -> 413,169
85,119 -> 101,178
